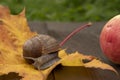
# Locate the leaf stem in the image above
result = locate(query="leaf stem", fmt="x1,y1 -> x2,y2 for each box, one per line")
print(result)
60,22 -> 92,46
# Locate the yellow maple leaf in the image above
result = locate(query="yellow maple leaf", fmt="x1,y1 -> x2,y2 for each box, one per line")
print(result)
0,5 -> 44,80
42,50 -> 118,80
59,50 -> 117,73
0,5 -> 118,80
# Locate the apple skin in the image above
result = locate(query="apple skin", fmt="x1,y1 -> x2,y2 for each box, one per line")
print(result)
100,15 -> 120,64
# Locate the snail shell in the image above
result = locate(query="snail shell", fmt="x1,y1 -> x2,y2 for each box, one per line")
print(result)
23,34 -> 60,58
23,34 -> 60,64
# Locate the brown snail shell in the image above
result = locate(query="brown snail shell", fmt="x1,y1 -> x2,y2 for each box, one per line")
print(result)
23,34 -> 60,64
23,34 -> 60,58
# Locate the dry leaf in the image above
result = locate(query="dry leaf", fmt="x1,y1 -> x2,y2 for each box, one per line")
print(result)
59,50 -> 117,73
42,50 -> 118,79
0,5 -> 117,80
0,5 -> 44,80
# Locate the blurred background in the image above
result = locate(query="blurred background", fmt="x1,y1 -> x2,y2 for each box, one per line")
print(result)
0,0 -> 120,22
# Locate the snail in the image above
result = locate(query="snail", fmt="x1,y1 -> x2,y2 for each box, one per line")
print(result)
23,23 -> 92,70
23,34 -> 60,62
23,34 -> 61,69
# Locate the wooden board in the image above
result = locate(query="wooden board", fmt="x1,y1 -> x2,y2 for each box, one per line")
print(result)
29,22 -> 120,80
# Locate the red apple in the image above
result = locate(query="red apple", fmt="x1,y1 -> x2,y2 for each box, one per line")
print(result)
100,15 -> 120,64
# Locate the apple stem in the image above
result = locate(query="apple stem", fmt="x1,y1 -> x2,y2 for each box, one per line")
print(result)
59,22 -> 92,46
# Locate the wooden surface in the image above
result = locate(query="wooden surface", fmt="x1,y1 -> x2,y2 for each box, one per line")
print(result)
29,21 -> 120,80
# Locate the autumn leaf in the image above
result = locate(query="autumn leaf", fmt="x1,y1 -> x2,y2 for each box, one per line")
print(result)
58,50 -> 117,73
0,5 -> 118,80
0,5 -> 44,80
42,50 -> 118,79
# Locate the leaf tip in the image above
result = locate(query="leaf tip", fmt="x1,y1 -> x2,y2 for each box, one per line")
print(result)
19,7 -> 26,17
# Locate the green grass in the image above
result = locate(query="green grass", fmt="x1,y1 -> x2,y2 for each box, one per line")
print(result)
0,0 -> 120,21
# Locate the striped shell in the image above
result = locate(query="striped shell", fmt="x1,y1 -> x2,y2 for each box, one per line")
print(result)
23,34 -> 60,63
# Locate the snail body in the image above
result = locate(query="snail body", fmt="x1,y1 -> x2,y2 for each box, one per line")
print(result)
24,52 -> 60,70
23,34 -> 60,69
